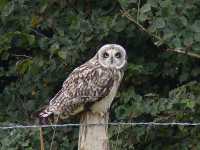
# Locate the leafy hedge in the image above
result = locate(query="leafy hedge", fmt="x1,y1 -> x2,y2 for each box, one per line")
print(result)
1,0 -> 200,149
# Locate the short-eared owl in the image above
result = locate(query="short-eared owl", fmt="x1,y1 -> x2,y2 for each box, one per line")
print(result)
39,44 -> 127,119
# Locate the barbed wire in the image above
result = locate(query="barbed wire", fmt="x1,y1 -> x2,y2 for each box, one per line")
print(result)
1,122 -> 200,130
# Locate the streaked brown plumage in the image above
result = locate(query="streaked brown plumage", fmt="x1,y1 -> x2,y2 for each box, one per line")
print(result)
39,44 -> 127,119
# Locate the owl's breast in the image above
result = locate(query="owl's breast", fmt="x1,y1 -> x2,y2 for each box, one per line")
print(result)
90,70 -> 123,113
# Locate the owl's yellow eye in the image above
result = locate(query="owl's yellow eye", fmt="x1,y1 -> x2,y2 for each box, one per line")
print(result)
103,52 -> 109,58
115,52 -> 121,58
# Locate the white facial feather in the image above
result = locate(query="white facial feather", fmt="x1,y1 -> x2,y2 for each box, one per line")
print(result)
97,44 -> 127,69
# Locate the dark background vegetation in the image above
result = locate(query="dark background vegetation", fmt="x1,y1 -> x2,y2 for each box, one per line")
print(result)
1,0 -> 200,149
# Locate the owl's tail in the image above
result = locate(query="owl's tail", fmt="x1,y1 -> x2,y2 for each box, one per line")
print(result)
37,106 -> 55,125
39,107 -> 53,118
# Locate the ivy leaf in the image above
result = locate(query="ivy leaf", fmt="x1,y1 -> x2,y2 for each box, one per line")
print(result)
154,18 -> 165,29
118,0 -> 129,8
58,51 -> 67,60
0,0 -> 8,11
140,3 -> 151,13
194,33 -> 200,42
183,36 -> 193,46
49,42 -> 60,54
16,59 -> 33,74
1,1 -> 14,17
113,20 -> 127,32
191,20 -> 200,33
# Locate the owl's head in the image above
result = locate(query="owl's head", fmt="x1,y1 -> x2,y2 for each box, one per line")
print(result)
97,44 -> 127,69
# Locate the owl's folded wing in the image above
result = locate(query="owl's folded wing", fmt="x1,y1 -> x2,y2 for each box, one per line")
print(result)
39,62 -> 114,118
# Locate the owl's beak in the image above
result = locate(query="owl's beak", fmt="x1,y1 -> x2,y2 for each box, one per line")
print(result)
110,56 -> 113,64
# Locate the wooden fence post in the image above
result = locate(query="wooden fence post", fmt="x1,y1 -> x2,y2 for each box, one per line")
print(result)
78,111 -> 109,150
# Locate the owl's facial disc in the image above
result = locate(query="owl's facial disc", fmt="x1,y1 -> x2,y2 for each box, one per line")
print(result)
98,44 -> 127,69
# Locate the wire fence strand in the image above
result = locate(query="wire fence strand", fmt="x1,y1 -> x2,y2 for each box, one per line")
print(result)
1,122 -> 200,130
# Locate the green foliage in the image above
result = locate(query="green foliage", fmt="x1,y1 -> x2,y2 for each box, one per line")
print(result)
1,0 -> 200,149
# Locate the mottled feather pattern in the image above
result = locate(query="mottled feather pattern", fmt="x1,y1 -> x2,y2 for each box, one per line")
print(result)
39,44 -> 126,118
39,57 -> 118,117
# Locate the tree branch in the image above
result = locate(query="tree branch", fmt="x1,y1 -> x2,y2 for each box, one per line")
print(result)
120,9 -> 200,59
120,9 -> 163,43
12,54 -> 33,59
166,48 -> 200,59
